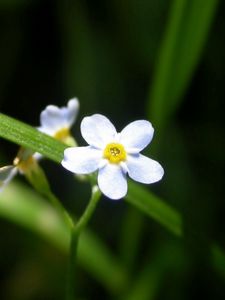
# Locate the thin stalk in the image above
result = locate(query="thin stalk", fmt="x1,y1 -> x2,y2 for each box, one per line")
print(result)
66,185 -> 101,300
23,161 -> 74,229
47,190 -> 75,230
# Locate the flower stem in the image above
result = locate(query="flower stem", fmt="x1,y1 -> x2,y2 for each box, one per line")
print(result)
74,185 -> 101,236
47,190 -> 74,229
24,161 -> 74,229
66,228 -> 78,300
66,185 -> 101,300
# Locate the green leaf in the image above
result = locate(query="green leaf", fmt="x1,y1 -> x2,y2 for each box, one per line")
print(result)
0,113 -> 225,280
0,181 -> 69,251
119,207 -> 145,271
126,181 -> 225,280
148,0 -> 219,131
126,181 -> 182,237
0,182 -> 128,293
123,246 -> 168,300
0,113 -> 66,163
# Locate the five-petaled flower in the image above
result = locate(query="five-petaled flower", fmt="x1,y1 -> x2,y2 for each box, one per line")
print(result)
62,114 -> 164,200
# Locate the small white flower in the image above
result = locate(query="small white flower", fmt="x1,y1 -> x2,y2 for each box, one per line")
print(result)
38,98 -> 79,142
0,99 -> 80,191
62,114 -> 164,200
34,97 -> 79,160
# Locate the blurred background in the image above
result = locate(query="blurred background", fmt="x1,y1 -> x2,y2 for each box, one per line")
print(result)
0,0 -> 225,299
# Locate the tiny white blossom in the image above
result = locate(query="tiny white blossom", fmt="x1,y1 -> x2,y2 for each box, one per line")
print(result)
38,98 -> 79,142
0,98 -> 79,191
34,97 -> 79,160
62,114 -> 164,200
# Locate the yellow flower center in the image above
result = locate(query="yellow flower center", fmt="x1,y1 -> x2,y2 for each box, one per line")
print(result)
54,128 -> 70,142
14,156 -> 35,173
103,143 -> 127,164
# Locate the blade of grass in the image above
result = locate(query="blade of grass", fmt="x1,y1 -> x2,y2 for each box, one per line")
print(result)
0,113 -> 181,236
123,263 -> 162,300
125,181 -> 225,281
0,113 -> 66,163
148,0 -> 219,131
119,207 -> 146,271
126,181 -> 182,237
0,113 -> 225,280
121,240 -> 188,300
170,0 -> 219,111
0,181 -> 128,293
147,0 -> 186,130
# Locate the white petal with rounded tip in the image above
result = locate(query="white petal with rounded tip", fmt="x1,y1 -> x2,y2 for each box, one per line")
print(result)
39,98 -> 79,135
98,164 -> 127,200
126,154 -> 164,184
0,166 -> 17,190
119,120 -> 154,152
40,105 -> 68,133
81,114 -> 117,148
66,98 -> 79,126
62,146 -> 102,174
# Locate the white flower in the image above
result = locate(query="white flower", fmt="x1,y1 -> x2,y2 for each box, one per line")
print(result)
62,114 -> 164,200
38,98 -> 79,143
33,97 -> 79,160
0,98 -> 79,191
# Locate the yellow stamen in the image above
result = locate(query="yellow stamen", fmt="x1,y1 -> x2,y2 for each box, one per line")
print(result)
103,143 -> 127,164
54,128 -> 70,142
14,156 -> 36,173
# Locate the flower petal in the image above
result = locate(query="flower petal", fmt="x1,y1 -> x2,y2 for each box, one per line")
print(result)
119,120 -> 154,152
126,154 -> 164,184
32,152 -> 43,161
66,98 -> 80,127
39,98 -> 79,135
81,114 -> 117,148
62,146 -> 102,174
0,166 -> 17,190
98,164 -> 127,200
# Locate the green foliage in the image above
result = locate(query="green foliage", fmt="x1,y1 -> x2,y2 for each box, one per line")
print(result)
0,0 -> 224,298
148,0 -> 219,132
126,181 -> 182,237
0,182 -> 128,294
0,113 -> 66,163
0,112 -> 225,287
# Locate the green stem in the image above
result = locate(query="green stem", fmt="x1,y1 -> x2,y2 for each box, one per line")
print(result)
66,185 -> 101,300
24,162 -> 74,229
24,159 -> 101,299
47,190 -> 74,230
74,185 -> 101,236
66,228 -> 78,300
